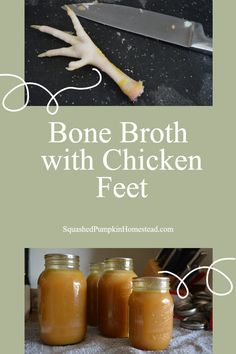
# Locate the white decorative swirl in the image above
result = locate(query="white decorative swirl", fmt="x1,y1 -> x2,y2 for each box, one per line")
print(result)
158,257 -> 236,299
0,68 -> 102,115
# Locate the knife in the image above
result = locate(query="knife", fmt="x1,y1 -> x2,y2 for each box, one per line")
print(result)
155,249 -> 174,267
65,3 -> 212,54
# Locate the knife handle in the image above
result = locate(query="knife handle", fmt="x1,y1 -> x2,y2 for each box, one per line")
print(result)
191,23 -> 213,55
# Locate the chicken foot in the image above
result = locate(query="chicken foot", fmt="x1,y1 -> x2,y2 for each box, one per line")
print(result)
31,6 -> 144,101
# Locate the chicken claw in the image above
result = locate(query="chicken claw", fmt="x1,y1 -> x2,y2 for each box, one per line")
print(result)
31,6 -> 144,101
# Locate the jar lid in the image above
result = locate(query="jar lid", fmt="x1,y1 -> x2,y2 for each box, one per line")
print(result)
45,254 -> 80,269
132,277 -> 170,291
104,257 -> 133,271
175,301 -> 197,317
193,291 -> 212,301
181,315 -> 208,330
89,262 -> 104,272
193,298 -> 211,307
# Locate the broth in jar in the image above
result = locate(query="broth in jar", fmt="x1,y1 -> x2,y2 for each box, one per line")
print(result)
38,254 -> 87,345
98,257 -> 136,337
129,277 -> 173,350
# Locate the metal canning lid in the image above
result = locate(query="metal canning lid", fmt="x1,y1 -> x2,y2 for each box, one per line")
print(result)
175,299 -> 191,308
175,301 -> 197,317
193,291 -> 212,301
132,277 -> 170,291
89,262 -> 105,272
193,298 -> 211,307
181,315 -> 207,330
104,257 -> 133,271
44,254 -> 80,269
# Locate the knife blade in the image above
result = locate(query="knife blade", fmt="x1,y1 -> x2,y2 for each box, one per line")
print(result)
65,3 -> 212,54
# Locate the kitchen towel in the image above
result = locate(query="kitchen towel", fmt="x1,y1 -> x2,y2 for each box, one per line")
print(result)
25,319 -> 212,354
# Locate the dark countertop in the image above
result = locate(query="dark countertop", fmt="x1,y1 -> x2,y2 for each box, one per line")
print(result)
25,0 -> 212,106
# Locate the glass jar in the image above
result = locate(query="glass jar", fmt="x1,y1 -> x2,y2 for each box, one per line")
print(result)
87,262 -> 104,326
98,257 -> 137,337
38,254 -> 87,345
129,277 -> 174,350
